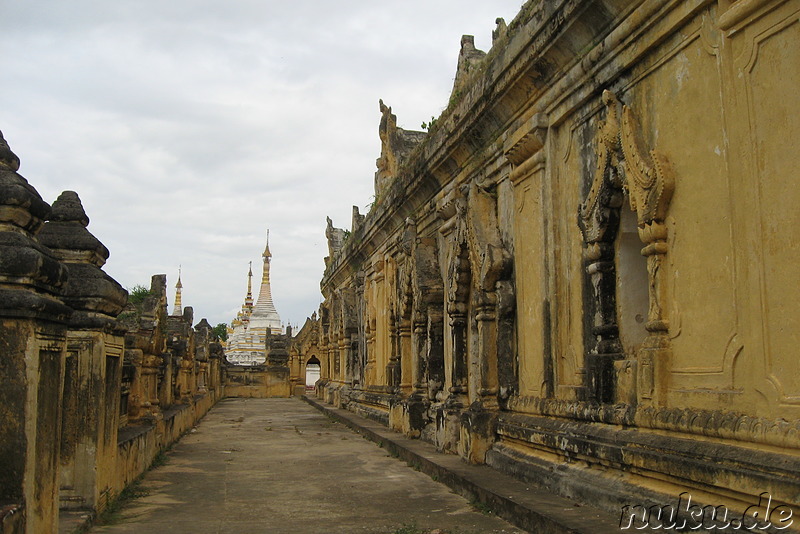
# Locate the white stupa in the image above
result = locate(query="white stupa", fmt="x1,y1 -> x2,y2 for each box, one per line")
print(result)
225,231 -> 282,365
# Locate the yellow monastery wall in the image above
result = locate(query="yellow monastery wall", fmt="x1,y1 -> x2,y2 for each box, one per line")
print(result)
317,0 -> 800,518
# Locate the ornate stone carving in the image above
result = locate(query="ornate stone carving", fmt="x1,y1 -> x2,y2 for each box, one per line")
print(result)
464,180 -> 513,294
579,90 -> 676,404
324,216 -> 346,266
505,113 -> 549,167
492,18 -> 508,45
452,35 -> 487,94
441,192 -> 468,307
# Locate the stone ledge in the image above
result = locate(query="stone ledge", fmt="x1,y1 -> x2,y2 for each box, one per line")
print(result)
495,412 -> 800,512
302,395 -> 622,534
117,423 -> 153,446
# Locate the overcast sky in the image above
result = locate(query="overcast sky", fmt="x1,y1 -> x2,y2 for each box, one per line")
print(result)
0,0 -> 525,329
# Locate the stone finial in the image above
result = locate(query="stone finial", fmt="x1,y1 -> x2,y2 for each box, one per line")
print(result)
39,191 -> 109,267
49,190 -> 89,226
38,190 -> 126,326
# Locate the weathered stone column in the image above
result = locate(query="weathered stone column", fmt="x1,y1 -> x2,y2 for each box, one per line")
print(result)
337,332 -> 348,383
426,308 -> 445,401
473,292 -> 499,409
448,304 -> 469,402
367,260 -> 384,387
0,132 -> 71,534
364,320 -> 376,386
412,233 -> 445,402
386,312 -> 401,392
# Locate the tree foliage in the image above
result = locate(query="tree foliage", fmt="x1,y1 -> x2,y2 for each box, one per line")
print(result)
212,323 -> 228,342
118,284 -> 151,327
128,284 -> 151,307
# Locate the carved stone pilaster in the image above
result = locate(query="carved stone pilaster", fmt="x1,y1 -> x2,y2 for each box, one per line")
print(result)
386,310 -> 401,392
337,334 -> 348,381
474,292 -> 499,410
412,317 -> 427,395
398,317 -> 413,394
353,272 -> 366,389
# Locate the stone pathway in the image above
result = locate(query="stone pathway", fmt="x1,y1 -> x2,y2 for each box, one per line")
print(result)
88,398 -> 525,534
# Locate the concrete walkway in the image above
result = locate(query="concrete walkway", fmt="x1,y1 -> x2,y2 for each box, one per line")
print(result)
86,398 -> 525,534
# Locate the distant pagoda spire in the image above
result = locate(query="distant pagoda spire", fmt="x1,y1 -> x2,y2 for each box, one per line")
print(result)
171,266 -> 183,316
248,229 -> 281,333
244,261 -> 254,310
238,261 -> 255,328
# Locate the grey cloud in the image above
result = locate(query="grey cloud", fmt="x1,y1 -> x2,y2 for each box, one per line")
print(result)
1,0 -> 524,327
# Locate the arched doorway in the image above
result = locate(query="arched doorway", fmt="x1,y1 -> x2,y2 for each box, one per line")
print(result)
305,356 -> 321,390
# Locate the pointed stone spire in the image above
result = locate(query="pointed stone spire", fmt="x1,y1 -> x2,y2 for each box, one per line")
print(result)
172,266 -> 183,316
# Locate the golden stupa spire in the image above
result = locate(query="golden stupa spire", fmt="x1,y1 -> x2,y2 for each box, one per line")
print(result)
172,265 -> 183,316
249,229 -> 281,334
